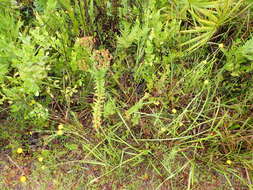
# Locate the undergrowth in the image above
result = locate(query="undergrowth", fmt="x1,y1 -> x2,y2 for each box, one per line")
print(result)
0,0 -> 253,189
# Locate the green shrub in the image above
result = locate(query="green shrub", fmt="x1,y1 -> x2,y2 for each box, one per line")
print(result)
223,37 -> 253,76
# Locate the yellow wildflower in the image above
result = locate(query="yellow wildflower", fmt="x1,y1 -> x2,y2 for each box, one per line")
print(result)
142,173 -> 149,180
226,160 -> 232,165
218,43 -> 224,49
58,124 -> 64,130
29,100 -> 36,106
172,109 -> 177,114
154,101 -> 160,105
19,176 -> 27,183
38,157 -> 43,162
56,130 -> 63,136
160,127 -> 166,133
16,148 -> 23,154
204,80 -> 209,85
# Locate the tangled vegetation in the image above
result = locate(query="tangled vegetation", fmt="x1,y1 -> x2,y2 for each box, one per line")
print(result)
0,0 -> 253,189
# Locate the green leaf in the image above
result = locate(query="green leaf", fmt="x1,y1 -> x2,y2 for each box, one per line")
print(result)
104,99 -> 116,117
241,37 -> 253,61
65,143 -> 79,151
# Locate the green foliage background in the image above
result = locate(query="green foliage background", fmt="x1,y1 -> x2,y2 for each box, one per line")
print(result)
0,0 -> 253,189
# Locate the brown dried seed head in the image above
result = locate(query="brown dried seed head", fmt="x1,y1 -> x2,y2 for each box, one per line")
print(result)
78,36 -> 95,49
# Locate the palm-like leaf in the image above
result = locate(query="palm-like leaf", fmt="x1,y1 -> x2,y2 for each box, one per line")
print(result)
180,0 -> 250,52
